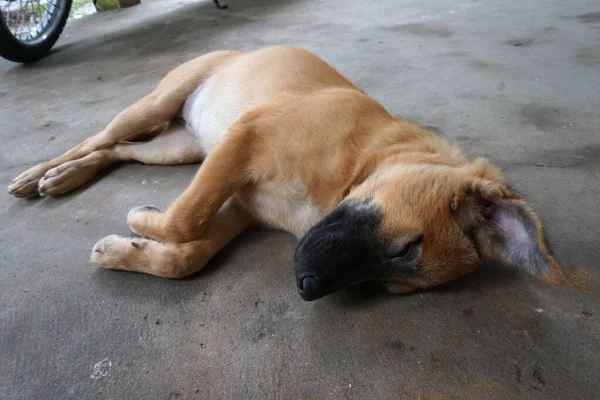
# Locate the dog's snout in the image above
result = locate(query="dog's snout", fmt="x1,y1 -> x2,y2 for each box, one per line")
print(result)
294,199 -> 383,300
297,276 -> 324,301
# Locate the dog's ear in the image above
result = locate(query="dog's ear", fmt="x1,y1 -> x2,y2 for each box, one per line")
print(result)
450,177 -> 565,284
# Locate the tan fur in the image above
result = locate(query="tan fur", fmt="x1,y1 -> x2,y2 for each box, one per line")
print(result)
8,46 -> 563,291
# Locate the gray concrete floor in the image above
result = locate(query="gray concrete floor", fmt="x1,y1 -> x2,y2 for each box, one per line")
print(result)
1,0 -> 599,399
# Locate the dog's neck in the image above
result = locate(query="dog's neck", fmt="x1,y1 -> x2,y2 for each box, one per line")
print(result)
344,118 -> 470,191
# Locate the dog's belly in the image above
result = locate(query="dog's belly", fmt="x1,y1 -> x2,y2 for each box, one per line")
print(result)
180,78 -> 247,155
237,180 -> 323,238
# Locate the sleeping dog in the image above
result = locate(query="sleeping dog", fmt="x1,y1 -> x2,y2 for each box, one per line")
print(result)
8,46 -> 564,300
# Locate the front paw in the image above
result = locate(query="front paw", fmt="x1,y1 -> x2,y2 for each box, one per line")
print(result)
127,205 -> 164,240
127,205 -> 202,243
91,234 -> 153,271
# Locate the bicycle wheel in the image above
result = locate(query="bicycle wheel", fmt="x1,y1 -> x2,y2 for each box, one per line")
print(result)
0,0 -> 72,63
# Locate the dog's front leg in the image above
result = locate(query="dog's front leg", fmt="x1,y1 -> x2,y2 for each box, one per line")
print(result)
92,200 -> 253,278
127,112 -> 260,243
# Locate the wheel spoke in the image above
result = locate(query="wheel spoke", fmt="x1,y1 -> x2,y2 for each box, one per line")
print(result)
35,0 -> 49,31
4,2 -> 10,25
30,0 -> 38,29
35,0 -> 48,14
22,1 -> 33,40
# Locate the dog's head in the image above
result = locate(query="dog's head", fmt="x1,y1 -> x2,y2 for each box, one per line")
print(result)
294,159 -> 564,300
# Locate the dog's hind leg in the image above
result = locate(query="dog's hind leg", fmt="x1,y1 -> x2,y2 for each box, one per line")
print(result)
91,200 -> 253,278
8,50 -> 241,198
37,124 -> 204,197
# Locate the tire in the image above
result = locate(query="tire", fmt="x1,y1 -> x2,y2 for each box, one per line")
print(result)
0,0 -> 72,63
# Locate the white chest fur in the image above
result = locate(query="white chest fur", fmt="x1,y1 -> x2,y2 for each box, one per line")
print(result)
239,180 -> 323,238
181,81 -> 323,237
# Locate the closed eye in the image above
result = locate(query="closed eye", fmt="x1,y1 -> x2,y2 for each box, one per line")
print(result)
389,234 -> 424,260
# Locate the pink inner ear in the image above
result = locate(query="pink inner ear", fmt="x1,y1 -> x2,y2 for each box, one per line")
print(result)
489,204 -> 542,269
493,206 -> 527,237
467,196 -> 557,278
477,196 -> 531,247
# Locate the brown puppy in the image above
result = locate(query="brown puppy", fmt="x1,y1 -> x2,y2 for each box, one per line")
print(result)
8,46 -> 564,300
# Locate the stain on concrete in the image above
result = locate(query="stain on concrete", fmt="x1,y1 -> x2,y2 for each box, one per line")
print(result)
529,144 -> 600,168
452,89 -> 512,105
568,267 -> 597,294
432,50 -> 469,58
576,45 -> 600,66
531,366 -> 547,390
541,26 -> 558,34
90,358 -> 112,379
512,364 -> 523,383
383,23 -> 453,38
506,38 -> 533,47
414,381 -> 522,400
305,21 -> 350,34
574,12 -> 600,23
519,104 -> 567,131
389,339 -> 407,351
168,391 -> 183,400
470,59 -> 507,72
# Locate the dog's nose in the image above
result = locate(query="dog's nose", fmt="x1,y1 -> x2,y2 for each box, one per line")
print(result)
297,276 -> 322,301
